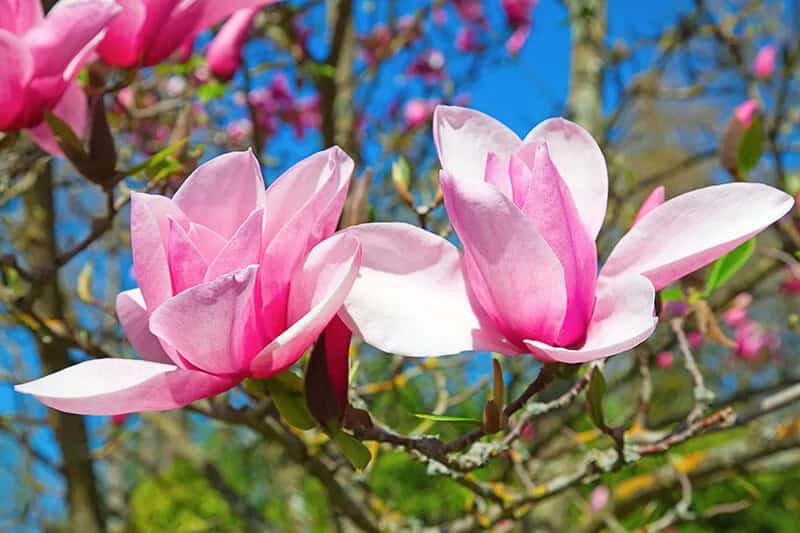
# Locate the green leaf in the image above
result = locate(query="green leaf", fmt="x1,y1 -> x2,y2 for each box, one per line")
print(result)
586,367 -> 607,430
123,139 -> 187,178
43,109 -> 88,166
332,432 -> 371,470
737,115 -> 765,176
492,358 -> 505,411
412,413 -> 482,424
704,238 -> 756,297
659,284 -> 684,302
197,80 -> 226,102
264,377 -> 315,431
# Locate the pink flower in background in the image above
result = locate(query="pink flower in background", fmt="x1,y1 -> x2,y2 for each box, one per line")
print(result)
97,0 -> 279,68
589,485 -> 610,512
453,0 -> 484,24
687,331 -> 704,351
0,0 -> 120,154
248,74 -> 320,140
207,7 -> 258,80
781,267 -> 800,295
340,106 -> 793,363
734,320 -> 780,361
735,99 -> 760,127
753,44 -> 777,78
17,148 -> 361,415
501,0 -> 538,56
455,26 -> 482,52
656,351 -> 674,368
407,49 -> 446,82
403,98 -> 438,130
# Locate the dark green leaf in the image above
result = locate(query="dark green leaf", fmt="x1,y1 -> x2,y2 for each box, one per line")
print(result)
737,115 -> 765,176
586,367 -> 607,430
332,432 -> 371,470
704,239 -> 756,297
412,413 -> 481,424
492,358 -> 505,410
264,376 -> 315,431
43,109 -> 89,168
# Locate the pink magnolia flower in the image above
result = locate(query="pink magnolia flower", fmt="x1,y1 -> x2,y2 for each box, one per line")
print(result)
501,0 -> 538,56
407,49 -> 446,82
0,0 -> 120,154
735,99 -> 759,127
403,98 -> 437,130
97,0 -> 279,68
339,106 -> 793,363
16,147 -> 361,415
753,44 -> 777,78
453,0 -> 484,24
207,7 -> 258,80
455,26 -> 482,52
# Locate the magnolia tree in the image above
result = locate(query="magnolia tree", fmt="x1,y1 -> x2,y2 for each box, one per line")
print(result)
1,0 -> 800,531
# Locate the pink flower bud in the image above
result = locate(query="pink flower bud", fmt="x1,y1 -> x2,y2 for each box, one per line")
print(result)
207,8 -> 259,80
656,351 -> 674,368
687,331 -> 704,350
734,99 -> 760,128
632,186 -> 665,226
404,99 -> 437,129
753,44 -> 777,79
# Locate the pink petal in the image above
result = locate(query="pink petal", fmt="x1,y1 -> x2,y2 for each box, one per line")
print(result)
23,0 -> 120,78
15,359 -> 236,415
524,274 -> 657,364
338,223 -> 509,357
0,0 -> 44,33
96,0 -> 147,67
204,208 -> 263,282
484,152 -> 513,199
142,0 -> 204,66
27,82 -> 88,156
193,0 -> 280,36
149,265 -> 259,376
515,143 -> 597,347
524,118 -> 608,239
259,147 -> 352,327
115,288 -> 172,364
206,7 -> 258,80
441,171 -> 566,347
250,234 -> 361,378
262,146 -> 352,247
172,150 -> 266,239
433,105 -> 522,183
0,30 -> 32,129
167,218 -> 207,294
601,183 -> 794,290
186,222 -> 227,264
632,186 -> 665,226
130,192 -> 189,310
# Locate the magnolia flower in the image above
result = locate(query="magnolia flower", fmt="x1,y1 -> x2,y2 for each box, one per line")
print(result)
0,0 -> 120,154
97,0 -> 279,68
632,186 -> 664,225
589,485 -> 610,512
403,98 -> 437,130
753,44 -> 777,78
207,7 -> 258,80
501,0 -> 538,55
17,147 -> 360,415
340,106 -> 793,363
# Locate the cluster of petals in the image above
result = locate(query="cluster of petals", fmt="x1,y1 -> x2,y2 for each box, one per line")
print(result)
338,106 -> 794,364
723,293 -> 780,361
16,147 -> 360,415
96,0 -> 279,68
0,0 -> 120,153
